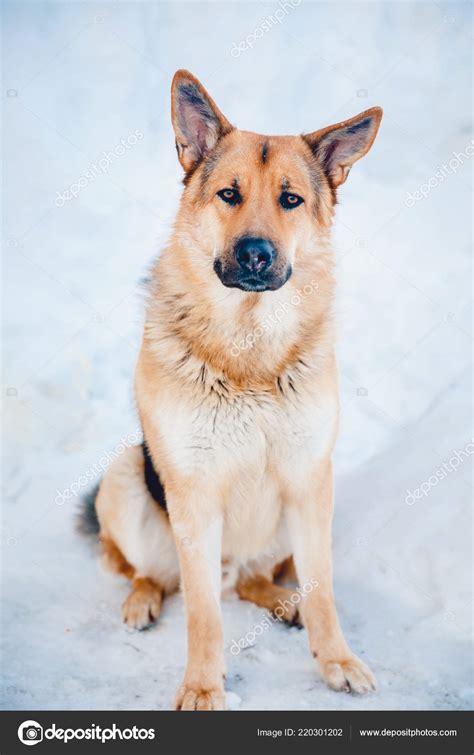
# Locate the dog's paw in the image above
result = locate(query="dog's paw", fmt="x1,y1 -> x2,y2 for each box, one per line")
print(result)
276,603 -> 303,629
318,656 -> 376,695
175,683 -> 226,711
122,582 -> 162,630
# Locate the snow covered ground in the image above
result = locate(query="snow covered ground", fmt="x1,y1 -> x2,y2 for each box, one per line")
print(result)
2,1 -> 472,711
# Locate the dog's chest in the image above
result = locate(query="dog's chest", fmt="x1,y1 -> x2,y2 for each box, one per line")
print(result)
154,372 -> 337,561
157,376 -> 337,486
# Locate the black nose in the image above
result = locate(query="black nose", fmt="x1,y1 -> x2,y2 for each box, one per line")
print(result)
235,237 -> 276,275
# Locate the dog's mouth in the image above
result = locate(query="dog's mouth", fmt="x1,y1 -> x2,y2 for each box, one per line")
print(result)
236,277 -> 271,292
213,258 -> 292,293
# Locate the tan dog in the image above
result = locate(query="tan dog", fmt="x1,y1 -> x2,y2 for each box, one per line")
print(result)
86,70 -> 382,710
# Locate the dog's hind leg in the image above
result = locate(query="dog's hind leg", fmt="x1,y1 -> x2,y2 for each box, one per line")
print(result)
101,535 -> 164,630
80,445 -> 180,630
236,573 -> 302,627
101,533 -> 135,579
121,576 -> 164,630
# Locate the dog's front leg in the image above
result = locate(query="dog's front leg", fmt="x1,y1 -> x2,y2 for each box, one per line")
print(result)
168,488 -> 225,711
286,460 -> 376,695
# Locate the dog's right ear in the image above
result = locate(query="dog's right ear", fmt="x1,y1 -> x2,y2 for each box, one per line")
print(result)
171,70 -> 233,174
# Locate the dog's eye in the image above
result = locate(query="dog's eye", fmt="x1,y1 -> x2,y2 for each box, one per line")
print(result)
217,188 -> 241,206
280,192 -> 304,210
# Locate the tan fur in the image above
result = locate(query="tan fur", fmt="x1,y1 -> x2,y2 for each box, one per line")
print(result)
101,535 -> 135,580
101,535 -> 164,629
122,577 -> 163,631
236,574 -> 302,626
95,70 -> 382,709
273,555 -> 297,582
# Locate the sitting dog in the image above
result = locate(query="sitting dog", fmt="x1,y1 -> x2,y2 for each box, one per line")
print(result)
82,70 -> 382,710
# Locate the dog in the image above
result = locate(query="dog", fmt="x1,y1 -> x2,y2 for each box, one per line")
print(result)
81,70 -> 382,710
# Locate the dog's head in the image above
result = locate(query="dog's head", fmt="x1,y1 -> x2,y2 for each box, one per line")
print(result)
171,70 -> 382,293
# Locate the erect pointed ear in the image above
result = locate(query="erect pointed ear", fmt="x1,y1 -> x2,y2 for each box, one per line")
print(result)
171,70 -> 233,174
303,107 -> 383,189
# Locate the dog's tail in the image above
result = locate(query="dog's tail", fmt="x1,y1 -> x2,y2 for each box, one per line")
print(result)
77,482 -> 101,538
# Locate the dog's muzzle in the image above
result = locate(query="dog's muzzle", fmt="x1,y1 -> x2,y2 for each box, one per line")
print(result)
214,237 -> 292,292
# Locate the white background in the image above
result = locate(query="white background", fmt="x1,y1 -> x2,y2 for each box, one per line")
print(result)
2,0 -> 472,710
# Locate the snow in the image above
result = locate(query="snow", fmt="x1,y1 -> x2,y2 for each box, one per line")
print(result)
2,1 -> 472,711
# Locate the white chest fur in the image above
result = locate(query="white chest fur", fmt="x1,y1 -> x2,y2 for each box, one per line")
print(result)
152,372 -> 338,561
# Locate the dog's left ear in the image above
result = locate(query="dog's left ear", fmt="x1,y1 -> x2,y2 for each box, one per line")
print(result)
303,107 -> 383,188
171,70 -> 233,174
